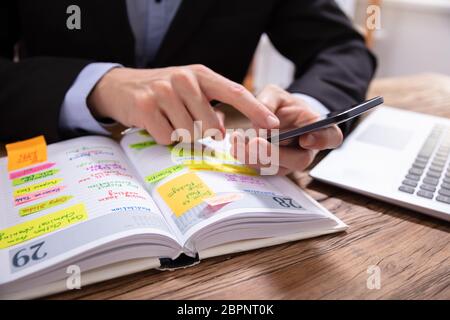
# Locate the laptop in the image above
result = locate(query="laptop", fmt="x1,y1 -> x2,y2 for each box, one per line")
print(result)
310,106 -> 450,221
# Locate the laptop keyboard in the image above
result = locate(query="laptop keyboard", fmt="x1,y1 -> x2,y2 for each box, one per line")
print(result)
399,125 -> 450,204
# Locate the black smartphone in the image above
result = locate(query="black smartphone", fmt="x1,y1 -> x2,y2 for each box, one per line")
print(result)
267,96 -> 384,144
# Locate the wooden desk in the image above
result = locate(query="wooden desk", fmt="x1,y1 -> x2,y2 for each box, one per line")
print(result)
3,74 -> 450,299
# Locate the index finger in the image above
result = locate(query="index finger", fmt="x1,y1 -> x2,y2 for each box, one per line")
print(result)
195,67 -> 280,129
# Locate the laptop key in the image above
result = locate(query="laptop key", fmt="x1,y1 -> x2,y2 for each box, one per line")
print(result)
432,160 -> 446,166
441,182 -> 450,190
417,155 -> 430,161
415,158 -> 428,165
429,165 -> 443,173
419,151 -> 434,158
434,158 -> 447,164
420,184 -> 436,192
426,171 -> 441,179
434,152 -> 447,159
412,162 -> 426,169
399,186 -> 415,194
417,190 -> 434,199
409,168 -> 423,175
443,177 -> 450,184
419,152 -> 433,158
406,174 -> 420,181
436,195 -> 450,204
402,180 -> 418,187
423,177 -> 439,186
438,189 -> 450,197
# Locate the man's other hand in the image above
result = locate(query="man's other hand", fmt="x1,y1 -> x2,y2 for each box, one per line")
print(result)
231,85 -> 343,176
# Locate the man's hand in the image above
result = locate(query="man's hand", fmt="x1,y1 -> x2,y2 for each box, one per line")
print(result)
87,65 -> 279,144
231,84 -> 343,175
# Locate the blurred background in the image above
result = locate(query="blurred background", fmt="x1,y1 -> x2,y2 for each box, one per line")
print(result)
248,0 -> 450,93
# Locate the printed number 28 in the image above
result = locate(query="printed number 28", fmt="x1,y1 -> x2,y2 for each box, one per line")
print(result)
272,197 -> 302,209
12,241 -> 47,268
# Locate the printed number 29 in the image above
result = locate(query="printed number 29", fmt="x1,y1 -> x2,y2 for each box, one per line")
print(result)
12,241 -> 47,268
272,197 -> 302,209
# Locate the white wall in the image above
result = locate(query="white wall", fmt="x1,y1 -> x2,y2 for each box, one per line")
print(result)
252,0 -> 450,90
335,0 -> 357,18
356,0 -> 450,77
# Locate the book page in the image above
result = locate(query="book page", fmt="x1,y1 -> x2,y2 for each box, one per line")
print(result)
121,131 -> 331,249
0,136 -> 177,285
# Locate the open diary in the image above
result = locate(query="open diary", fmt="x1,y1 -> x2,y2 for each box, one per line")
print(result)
0,131 -> 346,299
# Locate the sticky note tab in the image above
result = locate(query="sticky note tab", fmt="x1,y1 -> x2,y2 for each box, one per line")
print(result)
19,195 -> 73,217
139,130 -> 151,137
169,145 -> 236,161
204,193 -> 243,206
8,162 -> 56,180
12,169 -> 59,186
14,186 -> 66,206
6,136 -> 47,172
157,173 -> 214,217
145,165 -> 185,184
185,160 -> 257,176
129,140 -> 157,150
0,203 -> 87,249
13,178 -> 63,197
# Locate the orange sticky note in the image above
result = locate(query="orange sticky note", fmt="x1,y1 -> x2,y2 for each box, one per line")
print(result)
6,136 -> 48,172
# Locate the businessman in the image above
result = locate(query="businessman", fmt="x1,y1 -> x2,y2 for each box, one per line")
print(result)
0,0 -> 376,175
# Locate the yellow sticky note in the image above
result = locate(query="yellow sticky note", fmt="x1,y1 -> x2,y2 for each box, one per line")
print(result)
6,136 -> 47,172
13,178 -> 63,197
185,160 -> 257,176
157,173 -> 214,217
0,203 -> 87,249
19,195 -> 74,217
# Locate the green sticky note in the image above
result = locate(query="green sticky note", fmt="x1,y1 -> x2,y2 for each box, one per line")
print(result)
138,130 -> 151,137
12,169 -> 60,186
129,141 -> 157,150
145,165 -> 185,184
14,178 -> 63,197
18,195 -> 74,217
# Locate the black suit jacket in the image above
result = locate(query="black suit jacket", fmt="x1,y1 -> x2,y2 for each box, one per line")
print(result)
0,0 -> 376,143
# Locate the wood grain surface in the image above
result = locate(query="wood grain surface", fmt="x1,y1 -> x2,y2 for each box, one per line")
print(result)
2,74 -> 449,299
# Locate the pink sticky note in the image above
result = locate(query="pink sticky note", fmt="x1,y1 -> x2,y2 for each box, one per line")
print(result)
204,193 -> 243,207
14,185 -> 66,206
9,162 -> 56,180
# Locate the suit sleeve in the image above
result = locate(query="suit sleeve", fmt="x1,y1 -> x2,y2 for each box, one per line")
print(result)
266,0 -> 377,134
0,2 -> 92,143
